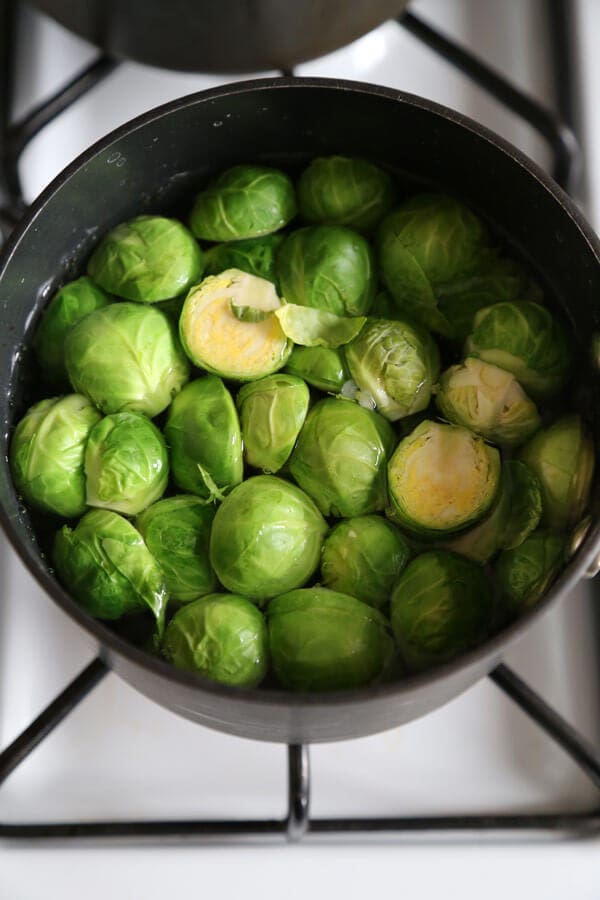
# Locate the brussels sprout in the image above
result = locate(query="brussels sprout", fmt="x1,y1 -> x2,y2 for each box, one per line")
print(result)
87,215 -> 204,303
236,374 -> 309,473
84,412 -> 168,515
344,318 -> 440,421
189,165 -> 296,241
284,345 -> 349,393
203,234 -> 284,285
377,194 -> 489,334
465,301 -> 571,398
321,515 -> 411,609
435,254 -> 543,340
276,225 -> 376,317
518,415 -> 595,529
390,550 -> 492,671
179,268 -> 291,380
65,302 -> 190,417
288,397 -> 395,517
435,357 -> 540,447
136,496 -> 216,603
33,276 -> 111,383
387,420 -> 501,538
209,475 -> 328,601
495,531 -> 567,615
53,509 -> 167,631
442,460 -> 542,563
10,394 -> 101,518
297,156 -> 395,232
267,588 -> 394,691
164,376 -> 243,500
162,593 -> 268,687
274,304 -> 366,349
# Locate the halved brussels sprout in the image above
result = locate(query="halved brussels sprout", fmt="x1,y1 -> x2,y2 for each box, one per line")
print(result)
390,550 -> 492,671
284,345 -> 349,393
377,194 -> 489,334
518,415 -> 595,529
84,412 -> 168,515
179,268 -> 291,380
33,276 -> 111,383
267,587 -> 394,691
344,318 -> 440,421
288,397 -> 395,517
209,475 -> 328,601
435,357 -> 540,447
65,302 -> 190,417
53,509 -> 167,632
162,593 -> 268,687
203,234 -> 284,285
87,215 -> 204,303
320,515 -> 411,608
442,460 -> 542,563
10,394 -> 101,518
387,420 -> 501,538
276,225 -> 376,317
297,156 -> 395,232
274,304 -> 366,348
189,165 -> 296,241
495,531 -> 567,615
136,496 -> 217,603
236,374 -> 309,473
465,301 -> 571,398
164,376 -> 243,501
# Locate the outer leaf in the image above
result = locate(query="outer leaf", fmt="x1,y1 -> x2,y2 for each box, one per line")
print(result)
275,304 -> 366,348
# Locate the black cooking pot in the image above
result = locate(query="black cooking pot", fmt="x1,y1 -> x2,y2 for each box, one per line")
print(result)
32,0 -> 409,73
0,78 -> 599,743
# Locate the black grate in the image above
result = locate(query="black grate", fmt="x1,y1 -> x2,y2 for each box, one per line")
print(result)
1,0 -> 599,844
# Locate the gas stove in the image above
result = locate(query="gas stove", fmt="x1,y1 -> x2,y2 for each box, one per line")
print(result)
2,2 -> 600,897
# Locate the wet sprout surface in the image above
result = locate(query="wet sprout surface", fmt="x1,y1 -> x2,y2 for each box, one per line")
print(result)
10,157 -> 596,693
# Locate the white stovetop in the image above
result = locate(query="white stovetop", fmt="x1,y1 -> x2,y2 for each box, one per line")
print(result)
2,1 -> 600,897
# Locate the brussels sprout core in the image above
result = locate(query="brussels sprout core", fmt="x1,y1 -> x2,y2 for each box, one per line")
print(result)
179,268 -> 291,380
388,420 -> 501,536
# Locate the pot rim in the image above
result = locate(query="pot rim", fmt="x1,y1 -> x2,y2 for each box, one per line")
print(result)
1,75 -> 599,711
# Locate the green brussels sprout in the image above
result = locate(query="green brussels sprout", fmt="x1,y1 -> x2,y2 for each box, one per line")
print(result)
465,301 -> 571,398
495,531 -> 567,615
136,496 -> 217,603
65,302 -> 190,417
162,593 -> 268,687
189,165 -> 296,241
236,374 -> 309,473
84,412 -> 168,515
179,268 -> 292,380
10,394 -> 101,518
518,415 -> 595,529
284,345 -> 349,393
442,460 -> 542,563
297,156 -> 395,232
435,254 -> 543,340
377,194 -> 489,334
274,304 -> 366,348
288,397 -> 395,517
203,234 -> 284,284
276,225 -> 376,317
390,550 -> 492,671
435,357 -> 540,447
209,475 -> 328,601
164,376 -> 243,501
53,509 -> 167,632
87,215 -> 204,303
387,420 -> 501,538
320,515 -> 411,609
344,318 -> 440,421
33,276 -> 111,383
267,587 -> 394,691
